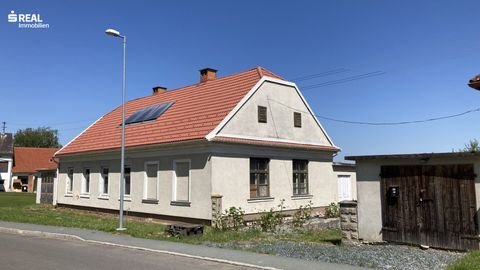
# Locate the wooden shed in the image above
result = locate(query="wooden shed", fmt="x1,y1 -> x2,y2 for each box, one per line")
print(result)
346,152 -> 480,250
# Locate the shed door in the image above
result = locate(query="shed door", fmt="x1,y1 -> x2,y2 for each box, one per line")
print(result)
40,172 -> 55,204
381,164 -> 478,250
338,175 -> 352,201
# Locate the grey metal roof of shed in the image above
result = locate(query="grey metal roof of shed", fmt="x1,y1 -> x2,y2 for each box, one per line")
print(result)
345,152 -> 480,161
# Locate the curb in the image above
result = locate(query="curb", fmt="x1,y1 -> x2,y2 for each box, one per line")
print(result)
0,227 -> 279,270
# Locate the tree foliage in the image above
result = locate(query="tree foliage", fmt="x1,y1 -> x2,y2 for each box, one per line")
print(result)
463,139 -> 480,153
14,127 -> 61,148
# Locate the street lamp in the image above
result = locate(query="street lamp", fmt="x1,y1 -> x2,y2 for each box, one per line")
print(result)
105,28 -> 127,231
468,74 -> 480,90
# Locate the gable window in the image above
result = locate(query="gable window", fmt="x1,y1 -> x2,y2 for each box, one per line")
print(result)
143,162 -> 159,202
124,167 -> 131,196
172,160 -> 190,205
66,167 -> 74,193
81,168 -> 90,195
258,106 -> 267,123
99,167 -> 109,196
293,160 -> 308,195
250,158 -> 269,198
294,112 -> 302,128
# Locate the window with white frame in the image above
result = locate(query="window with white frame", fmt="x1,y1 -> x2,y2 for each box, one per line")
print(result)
173,161 -> 190,202
66,167 -> 74,193
293,160 -> 308,195
99,167 -> 109,196
82,168 -> 90,194
144,162 -> 158,201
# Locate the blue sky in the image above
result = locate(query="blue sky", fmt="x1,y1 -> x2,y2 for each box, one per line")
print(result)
2,1 -> 480,161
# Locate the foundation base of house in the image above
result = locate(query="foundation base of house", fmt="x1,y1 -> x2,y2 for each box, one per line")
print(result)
56,204 -> 212,225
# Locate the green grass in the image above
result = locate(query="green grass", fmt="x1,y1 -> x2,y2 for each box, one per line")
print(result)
447,251 -> 480,270
0,192 -> 342,246
0,192 -> 35,207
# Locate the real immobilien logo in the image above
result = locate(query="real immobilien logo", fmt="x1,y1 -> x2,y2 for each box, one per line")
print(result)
8,10 -> 49,29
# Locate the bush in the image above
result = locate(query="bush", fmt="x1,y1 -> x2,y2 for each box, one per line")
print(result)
214,206 -> 245,231
324,202 -> 340,218
291,201 -> 313,229
257,199 -> 285,232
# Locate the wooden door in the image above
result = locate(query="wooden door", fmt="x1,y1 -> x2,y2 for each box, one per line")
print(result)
381,164 -> 478,250
40,172 -> 55,204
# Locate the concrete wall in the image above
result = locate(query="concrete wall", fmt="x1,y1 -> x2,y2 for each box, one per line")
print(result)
218,81 -> 332,146
210,145 -> 337,215
56,147 -> 213,221
355,155 -> 480,242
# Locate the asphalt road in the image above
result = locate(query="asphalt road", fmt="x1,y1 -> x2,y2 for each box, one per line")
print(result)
0,232 -> 254,270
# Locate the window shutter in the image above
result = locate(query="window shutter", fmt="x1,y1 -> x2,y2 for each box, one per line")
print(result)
258,106 -> 267,123
294,112 -> 302,127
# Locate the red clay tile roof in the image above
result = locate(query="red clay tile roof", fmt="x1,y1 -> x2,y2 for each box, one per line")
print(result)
212,136 -> 339,152
12,147 -> 60,173
57,67 -> 284,156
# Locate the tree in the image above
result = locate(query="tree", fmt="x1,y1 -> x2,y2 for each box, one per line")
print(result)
463,139 -> 480,153
14,127 -> 61,148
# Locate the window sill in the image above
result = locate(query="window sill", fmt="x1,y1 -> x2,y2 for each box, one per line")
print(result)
142,199 -> 159,204
291,194 -> 313,200
79,194 -> 90,199
118,196 -> 132,202
247,197 -> 275,203
170,201 -> 191,207
98,195 -> 110,200
64,193 -> 73,197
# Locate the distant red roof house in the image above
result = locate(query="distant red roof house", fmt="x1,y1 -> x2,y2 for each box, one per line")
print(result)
56,67 -> 336,156
12,147 -> 59,173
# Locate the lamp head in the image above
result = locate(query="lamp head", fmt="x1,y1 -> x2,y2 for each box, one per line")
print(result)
468,74 -> 480,91
105,28 -> 121,37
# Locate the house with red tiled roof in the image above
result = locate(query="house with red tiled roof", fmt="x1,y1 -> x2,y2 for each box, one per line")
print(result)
54,67 -> 342,223
12,147 -> 59,193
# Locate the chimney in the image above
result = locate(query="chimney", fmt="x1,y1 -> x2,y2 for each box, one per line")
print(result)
199,68 -> 217,83
152,86 -> 167,95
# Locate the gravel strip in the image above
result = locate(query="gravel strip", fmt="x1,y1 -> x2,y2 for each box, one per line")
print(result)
207,241 -> 464,270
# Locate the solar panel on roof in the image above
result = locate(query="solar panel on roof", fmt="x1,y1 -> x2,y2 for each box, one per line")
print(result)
124,101 -> 174,125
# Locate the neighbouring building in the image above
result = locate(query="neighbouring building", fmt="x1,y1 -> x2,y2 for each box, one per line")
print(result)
346,152 -> 480,250
54,67 -> 341,223
11,147 -> 59,193
0,133 -> 13,192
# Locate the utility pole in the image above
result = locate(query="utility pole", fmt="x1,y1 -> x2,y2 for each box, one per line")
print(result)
1,122 -> 5,134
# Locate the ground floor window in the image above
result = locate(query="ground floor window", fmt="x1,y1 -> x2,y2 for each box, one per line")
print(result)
124,167 -> 131,196
250,158 -> 269,198
82,168 -> 90,194
174,161 -> 190,202
144,162 -> 158,200
100,167 -> 109,195
293,160 -> 308,195
66,167 -> 74,193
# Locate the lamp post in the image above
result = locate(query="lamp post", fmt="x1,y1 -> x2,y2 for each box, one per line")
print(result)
105,28 -> 127,231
